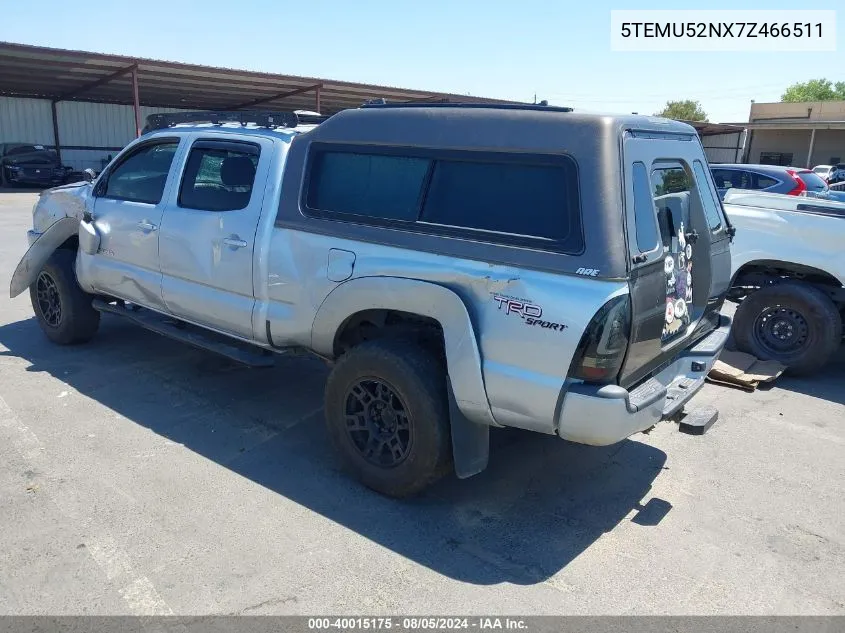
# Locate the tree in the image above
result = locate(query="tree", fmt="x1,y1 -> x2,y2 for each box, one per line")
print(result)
654,100 -> 708,122
781,79 -> 845,102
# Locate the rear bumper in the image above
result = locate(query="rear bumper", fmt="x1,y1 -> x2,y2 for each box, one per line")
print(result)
556,314 -> 732,445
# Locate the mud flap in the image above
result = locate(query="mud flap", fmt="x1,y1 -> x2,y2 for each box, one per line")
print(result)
447,378 -> 490,479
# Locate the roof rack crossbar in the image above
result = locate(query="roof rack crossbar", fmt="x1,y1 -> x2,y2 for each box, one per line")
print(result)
143,110 -> 300,133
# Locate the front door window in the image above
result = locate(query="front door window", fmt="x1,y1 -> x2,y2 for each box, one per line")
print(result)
99,142 -> 178,204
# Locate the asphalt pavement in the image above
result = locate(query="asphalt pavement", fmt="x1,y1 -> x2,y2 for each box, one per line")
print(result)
0,190 -> 843,615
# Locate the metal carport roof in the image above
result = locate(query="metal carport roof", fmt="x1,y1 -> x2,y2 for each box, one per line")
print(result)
0,41 -> 523,116
684,121 -> 746,137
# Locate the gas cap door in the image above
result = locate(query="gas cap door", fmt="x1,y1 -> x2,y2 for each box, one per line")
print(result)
327,248 -> 356,282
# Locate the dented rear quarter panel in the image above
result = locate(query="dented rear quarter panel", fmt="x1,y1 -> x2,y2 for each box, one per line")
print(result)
264,227 -> 628,434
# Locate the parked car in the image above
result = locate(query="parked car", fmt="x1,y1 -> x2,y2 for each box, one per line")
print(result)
813,164 -> 834,182
0,143 -> 72,188
710,163 -> 831,200
724,189 -> 845,375
813,163 -> 845,184
10,106 -> 733,497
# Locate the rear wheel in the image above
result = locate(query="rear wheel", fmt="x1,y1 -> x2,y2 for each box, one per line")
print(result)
324,338 -> 452,498
732,282 -> 841,376
29,249 -> 100,345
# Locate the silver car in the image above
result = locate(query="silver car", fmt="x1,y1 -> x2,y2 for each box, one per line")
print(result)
11,106 -> 734,497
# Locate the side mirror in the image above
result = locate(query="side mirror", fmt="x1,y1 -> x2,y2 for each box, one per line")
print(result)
83,168 -> 97,183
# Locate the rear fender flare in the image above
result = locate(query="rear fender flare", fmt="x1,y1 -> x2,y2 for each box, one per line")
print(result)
311,276 -> 495,479
311,276 -> 496,427
9,217 -> 80,298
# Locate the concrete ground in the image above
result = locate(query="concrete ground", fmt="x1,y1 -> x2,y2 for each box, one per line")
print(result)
0,190 -> 843,615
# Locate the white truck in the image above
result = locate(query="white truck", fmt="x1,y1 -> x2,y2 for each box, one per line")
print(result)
723,190 -> 845,375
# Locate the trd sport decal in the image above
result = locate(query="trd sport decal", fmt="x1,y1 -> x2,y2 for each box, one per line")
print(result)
492,295 -> 568,332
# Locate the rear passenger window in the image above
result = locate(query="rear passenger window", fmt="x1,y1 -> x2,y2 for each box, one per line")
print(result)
179,143 -> 259,212
421,159 -> 577,243
711,168 -> 749,190
631,161 -> 659,252
307,152 -> 429,221
753,174 -> 779,189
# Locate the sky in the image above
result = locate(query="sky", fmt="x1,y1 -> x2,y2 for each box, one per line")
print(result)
1,0 -> 842,123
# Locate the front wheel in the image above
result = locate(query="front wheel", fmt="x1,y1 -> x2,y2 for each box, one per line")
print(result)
29,249 -> 100,345
324,338 -> 452,498
732,282 -> 842,376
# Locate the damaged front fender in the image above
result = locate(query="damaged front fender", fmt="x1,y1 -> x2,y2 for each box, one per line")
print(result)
9,217 -> 80,298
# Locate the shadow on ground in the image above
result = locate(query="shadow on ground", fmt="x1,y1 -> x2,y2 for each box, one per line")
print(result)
0,315 -> 671,585
770,347 -> 845,407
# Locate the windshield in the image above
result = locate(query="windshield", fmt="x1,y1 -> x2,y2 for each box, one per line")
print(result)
797,171 -> 829,192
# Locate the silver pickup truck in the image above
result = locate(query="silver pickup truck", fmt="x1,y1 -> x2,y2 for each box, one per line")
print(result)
10,105 -> 733,497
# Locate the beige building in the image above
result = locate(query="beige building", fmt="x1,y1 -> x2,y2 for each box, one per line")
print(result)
742,100 -> 845,168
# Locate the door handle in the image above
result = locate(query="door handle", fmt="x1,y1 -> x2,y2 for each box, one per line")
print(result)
222,237 -> 248,249
137,221 -> 158,231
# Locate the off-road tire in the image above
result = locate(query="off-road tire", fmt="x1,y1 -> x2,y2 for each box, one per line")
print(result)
324,338 -> 452,498
29,249 -> 100,345
733,281 -> 842,376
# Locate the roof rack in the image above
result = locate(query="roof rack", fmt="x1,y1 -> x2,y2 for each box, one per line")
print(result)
359,101 -> 574,113
143,110 -> 300,133
294,111 -> 332,125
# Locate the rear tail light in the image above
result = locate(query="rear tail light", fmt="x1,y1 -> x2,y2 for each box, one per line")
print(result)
568,294 -> 631,384
785,169 -> 807,196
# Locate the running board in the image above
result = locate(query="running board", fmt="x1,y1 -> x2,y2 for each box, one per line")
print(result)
92,299 -> 276,368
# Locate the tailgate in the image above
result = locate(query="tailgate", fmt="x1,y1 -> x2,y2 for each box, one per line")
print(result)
618,134 -> 731,388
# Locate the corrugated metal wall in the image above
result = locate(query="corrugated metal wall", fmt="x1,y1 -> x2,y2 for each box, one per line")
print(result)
0,96 -> 54,145
1,96 -> 188,170
702,131 -> 746,164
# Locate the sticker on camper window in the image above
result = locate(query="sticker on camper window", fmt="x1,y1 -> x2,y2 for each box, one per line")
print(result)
661,223 -> 693,342
652,164 -> 694,343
